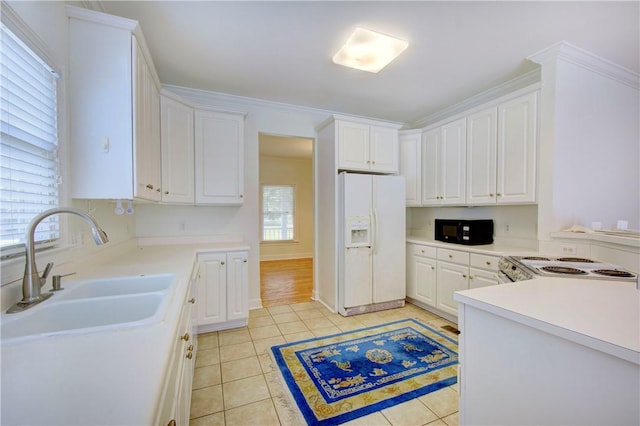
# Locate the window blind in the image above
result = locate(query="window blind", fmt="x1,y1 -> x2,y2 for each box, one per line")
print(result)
0,23 -> 60,251
262,185 -> 295,241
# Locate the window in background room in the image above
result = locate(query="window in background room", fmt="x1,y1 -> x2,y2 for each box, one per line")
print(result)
0,22 -> 60,255
262,185 -> 295,241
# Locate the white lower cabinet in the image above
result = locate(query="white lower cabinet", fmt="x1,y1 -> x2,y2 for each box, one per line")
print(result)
436,248 -> 470,316
406,244 -> 437,307
157,272 -> 197,426
469,252 -> 501,289
196,251 -> 249,333
407,243 -> 501,318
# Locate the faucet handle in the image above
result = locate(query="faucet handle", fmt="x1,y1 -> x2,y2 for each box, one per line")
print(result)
41,262 -> 54,280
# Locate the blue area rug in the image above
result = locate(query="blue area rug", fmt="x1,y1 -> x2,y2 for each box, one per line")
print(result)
271,319 -> 458,425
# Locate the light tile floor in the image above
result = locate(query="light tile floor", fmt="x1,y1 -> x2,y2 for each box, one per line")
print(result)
189,302 -> 459,426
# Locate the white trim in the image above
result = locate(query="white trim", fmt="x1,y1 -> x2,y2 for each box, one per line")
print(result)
412,68 -> 541,128
420,83 -> 541,132
259,253 -> 313,261
165,84 -> 403,126
528,40 -> 640,90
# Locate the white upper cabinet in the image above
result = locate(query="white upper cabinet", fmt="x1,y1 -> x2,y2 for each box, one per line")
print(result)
422,118 -> 466,205
160,95 -> 194,204
497,91 -> 538,204
466,92 -> 538,205
369,126 -> 399,173
399,130 -> 422,206
466,107 -> 498,204
421,128 -> 440,204
336,119 -> 399,174
68,7 -> 161,201
194,109 -> 245,205
134,41 -> 162,202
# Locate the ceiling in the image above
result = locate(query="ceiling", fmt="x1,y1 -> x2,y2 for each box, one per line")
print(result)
92,1 -> 639,124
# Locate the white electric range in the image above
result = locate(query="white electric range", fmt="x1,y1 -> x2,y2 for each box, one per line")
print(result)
499,255 -> 638,283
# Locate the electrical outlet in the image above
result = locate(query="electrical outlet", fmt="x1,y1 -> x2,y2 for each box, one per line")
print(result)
505,224 -> 510,233
561,244 -> 576,255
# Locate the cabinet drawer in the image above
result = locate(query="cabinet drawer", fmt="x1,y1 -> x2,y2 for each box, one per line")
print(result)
412,244 -> 437,258
438,248 -> 470,265
470,253 -> 500,271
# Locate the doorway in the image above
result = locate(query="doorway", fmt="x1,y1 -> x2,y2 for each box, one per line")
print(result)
258,134 -> 314,307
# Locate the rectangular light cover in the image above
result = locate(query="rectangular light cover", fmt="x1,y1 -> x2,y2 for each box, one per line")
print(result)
332,27 -> 408,73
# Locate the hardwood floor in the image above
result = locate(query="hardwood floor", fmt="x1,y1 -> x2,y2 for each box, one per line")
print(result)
260,258 -> 313,307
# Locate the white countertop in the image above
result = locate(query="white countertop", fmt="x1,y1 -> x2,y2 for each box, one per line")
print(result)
406,235 -> 537,256
455,277 -> 640,364
0,242 -> 249,425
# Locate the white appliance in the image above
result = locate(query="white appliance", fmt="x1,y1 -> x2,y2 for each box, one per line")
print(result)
338,172 -> 406,316
499,256 -> 638,282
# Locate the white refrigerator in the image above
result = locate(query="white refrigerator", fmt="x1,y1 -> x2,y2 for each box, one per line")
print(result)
338,172 -> 406,316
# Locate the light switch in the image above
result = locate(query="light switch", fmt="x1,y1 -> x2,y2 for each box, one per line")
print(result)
101,136 -> 109,153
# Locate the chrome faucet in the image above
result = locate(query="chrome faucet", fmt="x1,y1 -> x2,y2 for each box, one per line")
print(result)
7,207 -> 109,313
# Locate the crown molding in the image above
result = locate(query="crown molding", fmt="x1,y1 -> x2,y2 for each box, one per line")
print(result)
411,68 -> 541,128
163,84 -> 404,126
528,40 -> 639,90
66,1 -> 106,13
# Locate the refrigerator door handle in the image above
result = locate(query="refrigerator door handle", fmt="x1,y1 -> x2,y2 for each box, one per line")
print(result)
371,208 -> 378,254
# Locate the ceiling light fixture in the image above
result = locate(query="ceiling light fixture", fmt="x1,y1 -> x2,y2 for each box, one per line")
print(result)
332,27 -> 408,73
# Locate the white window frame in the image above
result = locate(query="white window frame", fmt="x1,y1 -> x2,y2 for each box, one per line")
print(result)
1,4 -> 67,264
261,184 -> 297,243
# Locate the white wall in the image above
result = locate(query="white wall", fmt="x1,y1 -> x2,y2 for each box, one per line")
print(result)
530,42 -> 640,242
408,205 -> 539,249
259,155 -> 313,260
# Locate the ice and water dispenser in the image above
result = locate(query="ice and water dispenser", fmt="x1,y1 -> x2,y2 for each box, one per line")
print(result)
345,215 -> 371,247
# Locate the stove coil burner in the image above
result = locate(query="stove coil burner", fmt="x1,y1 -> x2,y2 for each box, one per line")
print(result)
556,257 -> 594,263
541,266 -> 587,275
592,269 -> 635,278
522,256 -> 551,261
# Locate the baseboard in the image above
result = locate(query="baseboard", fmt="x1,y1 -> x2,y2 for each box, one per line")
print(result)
260,253 -> 313,261
249,298 -> 263,310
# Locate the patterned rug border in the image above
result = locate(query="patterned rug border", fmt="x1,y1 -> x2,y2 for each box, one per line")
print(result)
271,318 -> 458,425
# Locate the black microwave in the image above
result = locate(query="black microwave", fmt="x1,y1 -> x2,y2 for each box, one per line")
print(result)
435,219 -> 494,245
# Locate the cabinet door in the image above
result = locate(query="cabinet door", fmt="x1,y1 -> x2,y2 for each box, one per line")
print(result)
414,255 -> 437,307
161,95 -> 194,204
176,294 -> 195,425
337,121 -> 370,171
194,110 -> 244,205
399,132 -> 422,206
421,128 -> 440,205
369,126 -> 399,173
197,253 -> 227,325
436,261 -> 469,316
133,39 -> 161,202
497,91 -> 537,204
440,118 -> 466,205
469,268 -> 500,289
226,251 -> 249,322
466,107 -> 497,205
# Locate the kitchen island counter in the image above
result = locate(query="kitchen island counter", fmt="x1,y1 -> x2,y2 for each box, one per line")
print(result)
454,277 -> 640,425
